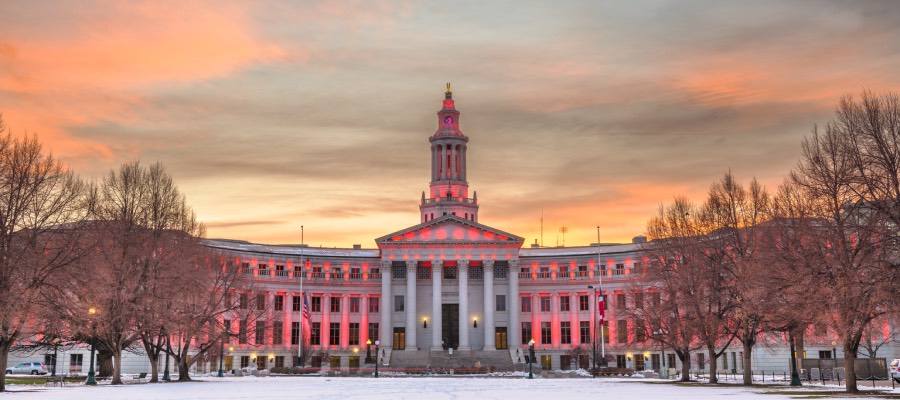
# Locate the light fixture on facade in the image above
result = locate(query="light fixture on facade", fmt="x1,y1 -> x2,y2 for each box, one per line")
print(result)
473,318 -> 478,328
423,318 -> 428,328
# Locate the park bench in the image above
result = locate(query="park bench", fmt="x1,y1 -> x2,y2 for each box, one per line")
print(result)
44,375 -> 65,387
128,372 -> 149,384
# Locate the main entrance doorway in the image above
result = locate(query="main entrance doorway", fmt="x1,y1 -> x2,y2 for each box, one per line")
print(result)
393,327 -> 405,350
441,304 -> 459,349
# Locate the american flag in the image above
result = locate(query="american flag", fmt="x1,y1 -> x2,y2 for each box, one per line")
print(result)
597,287 -> 606,326
302,293 -> 311,322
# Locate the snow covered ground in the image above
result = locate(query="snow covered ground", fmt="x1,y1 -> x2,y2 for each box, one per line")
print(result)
3,375 -> 898,399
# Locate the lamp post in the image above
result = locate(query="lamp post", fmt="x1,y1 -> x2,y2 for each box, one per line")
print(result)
51,338 -> 60,377
832,340 -> 837,360
366,339 -> 372,364
86,307 -> 97,386
218,336 -> 225,378
789,336 -> 801,386
374,340 -> 380,378
654,329 -> 667,378
162,335 -> 171,382
528,339 -> 535,379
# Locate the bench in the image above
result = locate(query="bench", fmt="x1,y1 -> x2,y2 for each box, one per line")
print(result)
44,375 -> 65,387
128,372 -> 149,383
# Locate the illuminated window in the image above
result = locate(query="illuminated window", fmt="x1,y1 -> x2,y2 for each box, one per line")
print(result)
560,322 -> 571,345
540,297 -> 551,312
521,297 -> 531,313
560,296 -> 570,312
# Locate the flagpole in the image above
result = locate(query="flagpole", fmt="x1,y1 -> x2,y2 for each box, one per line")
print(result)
597,226 -> 606,367
298,225 -> 304,368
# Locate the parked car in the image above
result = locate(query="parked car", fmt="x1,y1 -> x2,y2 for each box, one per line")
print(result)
5,362 -> 49,375
890,359 -> 900,382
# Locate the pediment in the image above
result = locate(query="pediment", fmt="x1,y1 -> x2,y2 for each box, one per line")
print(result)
375,215 -> 524,245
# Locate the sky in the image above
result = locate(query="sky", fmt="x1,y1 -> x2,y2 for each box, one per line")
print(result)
2,1 -> 900,248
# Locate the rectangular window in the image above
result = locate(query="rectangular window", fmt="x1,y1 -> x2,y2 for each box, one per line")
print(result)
818,350 -> 832,359
275,356 -> 285,369
493,264 -> 508,279
697,353 -> 705,370
311,296 -> 322,312
634,292 -> 643,309
310,322 -> 321,345
635,319 -> 645,342
616,293 -> 626,310
468,266 -> 483,280
603,295 -> 609,310
329,323 -> 340,346
69,354 -> 83,372
540,296 -> 551,312
579,295 -> 589,311
255,321 -> 266,345
272,321 -> 283,345
521,322 -> 532,345
256,294 -> 266,310
291,322 -> 300,345
616,319 -> 627,344
369,297 -> 379,313
394,295 -> 405,312
496,295 -> 506,312
223,319 -> 231,336
580,321 -> 590,344
521,297 -> 532,313
368,323 -> 379,342
616,355 -> 626,368
350,297 -> 360,313
349,323 -> 360,346
274,295 -> 284,312
330,297 -> 340,313
444,267 -> 457,280
417,266 -> 431,280
292,296 -> 302,312
392,265 -> 406,279
560,321 -> 571,345
239,293 -> 248,309
651,292 -> 661,308
241,356 -> 250,368
560,296 -> 570,312
239,320 -> 248,344
540,322 -> 552,344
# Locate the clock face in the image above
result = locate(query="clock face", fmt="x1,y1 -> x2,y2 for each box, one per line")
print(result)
443,116 -> 453,126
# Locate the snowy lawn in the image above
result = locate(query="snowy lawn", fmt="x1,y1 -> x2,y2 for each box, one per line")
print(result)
3,376 -> 898,399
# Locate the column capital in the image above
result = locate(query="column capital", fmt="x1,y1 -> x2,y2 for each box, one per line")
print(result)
509,260 -> 519,270
484,259 -> 495,268
406,260 -> 417,272
459,259 -> 469,270
381,259 -> 391,269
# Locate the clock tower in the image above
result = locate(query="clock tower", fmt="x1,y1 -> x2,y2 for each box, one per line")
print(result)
420,83 -> 479,223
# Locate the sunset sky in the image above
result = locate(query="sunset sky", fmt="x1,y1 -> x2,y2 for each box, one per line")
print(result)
2,1 -> 900,248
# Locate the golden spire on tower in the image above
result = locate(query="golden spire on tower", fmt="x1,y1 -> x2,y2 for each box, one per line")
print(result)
446,82 -> 451,94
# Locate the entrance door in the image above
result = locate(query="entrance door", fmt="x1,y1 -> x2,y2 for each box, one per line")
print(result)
495,327 -> 508,350
393,327 -> 405,350
442,304 -> 459,349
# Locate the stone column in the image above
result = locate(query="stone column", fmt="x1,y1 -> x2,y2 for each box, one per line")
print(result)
284,293 -> 292,348
551,293 -> 561,348
589,289 -> 596,346
450,146 -> 456,181
570,293 -> 579,346
483,260 -> 495,350
531,294 -> 540,346
380,260 -> 392,349
508,260 -> 520,348
458,260 -> 470,350
441,145 -> 447,180
432,261 -> 443,350
405,260 -> 418,351
340,294 -> 350,350
322,294 -> 331,348
461,145 -> 467,181
361,295 -> 369,347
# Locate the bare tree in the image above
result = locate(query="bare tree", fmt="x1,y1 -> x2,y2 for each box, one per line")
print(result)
0,117 -> 87,392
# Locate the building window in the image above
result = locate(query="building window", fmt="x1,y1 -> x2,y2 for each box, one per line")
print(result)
602,295 -> 608,309
291,322 -> 300,345
368,323 -> 379,342
349,323 -> 360,346
634,292 -> 643,309
329,323 -> 340,346
369,297 -> 379,313
241,356 -> 250,368
560,322 -> 571,345
255,321 -> 266,345
392,266 -> 406,279
819,350 -> 832,359
350,297 -> 360,313
223,319 -> 231,336
493,264 -> 508,279
651,292 -> 661,308
540,322 -> 552,344
616,293 -> 626,310
521,297 -> 532,313
394,295 -> 405,312
69,354 -> 83,372
614,263 -> 625,276
580,321 -> 590,344
330,297 -> 341,313
417,266 -> 431,280
239,321 -> 248,344
496,295 -> 506,312
239,293 -> 248,309
274,356 -> 285,369
311,296 -> 322,312
310,322 -> 321,345
697,353 -> 705,370
443,266 -> 457,280
560,296 -> 570,312
468,266 -> 483,280
272,321 -> 283,345
617,320 -> 627,344
540,296 -> 551,312
292,296 -> 302,312
274,295 -> 284,312
635,319 -> 645,342
521,322 -> 532,344
616,355 -> 626,368
579,295 -> 589,311
256,294 -> 266,310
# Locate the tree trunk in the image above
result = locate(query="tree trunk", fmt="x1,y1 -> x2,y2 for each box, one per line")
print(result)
844,342 -> 858,393
148,353 -> 159,383
678,350 -> 691,382
111,348 -> 123,385
178,358 -> 191,381
0,340 -> 11,392
98,350 -> 114,377
707,347 -> 718,384
742,339 -> 753,386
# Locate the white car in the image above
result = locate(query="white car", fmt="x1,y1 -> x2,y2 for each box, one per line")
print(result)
890,359 -> 900,382
6,362 -> 49,375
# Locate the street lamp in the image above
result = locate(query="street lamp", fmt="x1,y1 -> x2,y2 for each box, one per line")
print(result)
374,340 -> 380,378
366,339 -> 372,364
51,338 -> 60,377
218,336 -> 225,378
528,339 -> 535,379
654,328 -> 667,378
789,336 -> 801,386
86,307 -> 97,386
